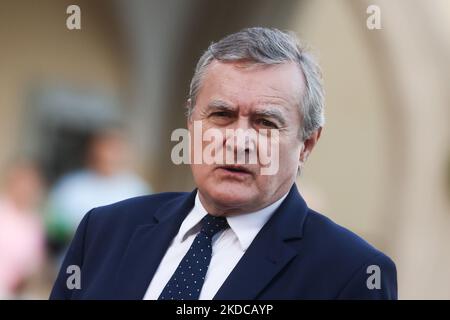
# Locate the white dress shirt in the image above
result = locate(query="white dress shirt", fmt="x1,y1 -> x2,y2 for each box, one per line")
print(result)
143,191 -> 288,300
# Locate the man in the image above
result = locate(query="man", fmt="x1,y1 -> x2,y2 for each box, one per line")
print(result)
50,27 -> 397,300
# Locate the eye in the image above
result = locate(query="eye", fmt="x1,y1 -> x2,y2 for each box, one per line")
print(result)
256,118 -> 278,129
211,111 -> 232,118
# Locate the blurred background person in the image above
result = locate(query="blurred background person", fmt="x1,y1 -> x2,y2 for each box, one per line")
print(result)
0,160 -> 46,299
45,128 -> 151,258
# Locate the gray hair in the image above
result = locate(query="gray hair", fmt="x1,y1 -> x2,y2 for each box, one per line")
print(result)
187,27 -> 325,140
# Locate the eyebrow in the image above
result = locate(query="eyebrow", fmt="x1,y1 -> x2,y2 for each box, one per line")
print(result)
206,100 -> 236,113
206,99 -> 288,126
253,108 -> 287,127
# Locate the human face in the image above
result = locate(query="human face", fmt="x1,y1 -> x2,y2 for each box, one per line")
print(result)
188,60 -> 312,216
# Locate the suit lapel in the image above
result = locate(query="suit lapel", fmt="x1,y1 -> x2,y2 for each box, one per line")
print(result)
212,233 -> 298,300
213,184 -> 309,300
113,190 -> 197,299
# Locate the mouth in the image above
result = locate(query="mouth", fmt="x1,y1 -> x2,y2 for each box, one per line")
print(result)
216,165 -> 254,177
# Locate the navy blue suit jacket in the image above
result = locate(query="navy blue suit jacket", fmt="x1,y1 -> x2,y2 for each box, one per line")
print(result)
50,184 -> 397,299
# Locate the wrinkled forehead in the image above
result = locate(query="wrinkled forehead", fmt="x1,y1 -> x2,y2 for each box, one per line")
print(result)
197,60 -> 305,110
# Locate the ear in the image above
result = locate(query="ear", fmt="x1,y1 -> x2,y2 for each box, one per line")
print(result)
299,127 -> 322,164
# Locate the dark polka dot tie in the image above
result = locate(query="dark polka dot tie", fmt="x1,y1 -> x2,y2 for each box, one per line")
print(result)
158,214 -> 229,300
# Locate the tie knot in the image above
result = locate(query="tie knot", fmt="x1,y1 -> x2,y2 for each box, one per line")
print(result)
200,214 -> 229,237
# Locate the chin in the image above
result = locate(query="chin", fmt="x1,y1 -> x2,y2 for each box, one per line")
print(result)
205,183 -> 257,209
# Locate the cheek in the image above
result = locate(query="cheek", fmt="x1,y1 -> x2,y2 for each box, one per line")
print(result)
279,140 -> 302,169
191,163 -> 208,177
191,163 -> 219,190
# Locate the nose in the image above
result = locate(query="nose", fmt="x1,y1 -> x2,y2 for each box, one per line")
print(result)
223,117 -> 257,163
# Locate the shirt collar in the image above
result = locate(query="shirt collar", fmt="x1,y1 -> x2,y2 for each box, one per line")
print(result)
176,193 -> 210,243
176,191 -> 288,251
